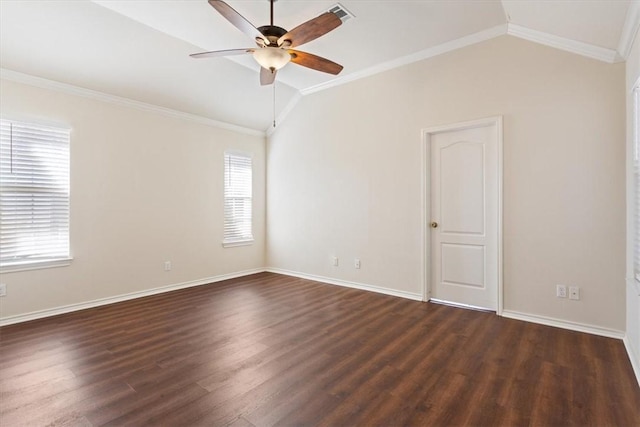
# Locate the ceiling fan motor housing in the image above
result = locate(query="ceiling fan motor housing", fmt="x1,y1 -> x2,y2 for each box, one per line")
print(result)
257,25 -> 288,46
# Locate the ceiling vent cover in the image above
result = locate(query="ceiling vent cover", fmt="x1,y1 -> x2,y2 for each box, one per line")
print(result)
328,3 -> 355,23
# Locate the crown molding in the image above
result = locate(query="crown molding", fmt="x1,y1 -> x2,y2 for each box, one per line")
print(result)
299,24 -> 508,97
265,24 -> 507,137
618,0 -> 640,60
269,20 -> 625,137
0,68 -> 266,138
507,23 -> 618,63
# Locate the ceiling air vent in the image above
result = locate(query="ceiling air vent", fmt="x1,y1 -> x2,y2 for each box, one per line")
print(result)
328,3 -> 355,23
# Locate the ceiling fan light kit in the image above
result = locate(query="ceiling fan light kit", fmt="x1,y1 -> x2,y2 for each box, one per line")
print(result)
253,47 -> 291,72
191,0 -> 344,85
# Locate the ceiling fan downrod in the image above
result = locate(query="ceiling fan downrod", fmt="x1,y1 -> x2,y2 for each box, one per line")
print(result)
270,0 -> 274,27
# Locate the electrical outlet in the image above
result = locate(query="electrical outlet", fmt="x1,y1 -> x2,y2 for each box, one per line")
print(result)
556,285 -> 567,298
569,286 -> 580,300
0,283 -> 6,297
354,259 -> 361,269
332,256 -> 339,267
164,261 -> 171,271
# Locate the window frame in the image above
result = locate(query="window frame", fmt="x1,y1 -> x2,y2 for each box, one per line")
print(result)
222,150 -> 254,247
0,118 -> 72,273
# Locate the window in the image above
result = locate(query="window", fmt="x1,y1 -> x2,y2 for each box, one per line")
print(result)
223,152 -> 253,246
0,120 -> 70,270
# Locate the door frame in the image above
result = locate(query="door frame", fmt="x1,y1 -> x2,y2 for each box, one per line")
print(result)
421,116 -> 504,315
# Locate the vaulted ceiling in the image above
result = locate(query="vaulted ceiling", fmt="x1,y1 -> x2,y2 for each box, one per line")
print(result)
0,1 -> 637,132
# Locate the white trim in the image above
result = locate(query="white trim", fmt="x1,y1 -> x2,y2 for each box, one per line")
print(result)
222,239 -> 254,248
265,267 -> 423,301
507,24 -> 618,64
0,268 -> 265,327
501,310 -> 625,339
421,116 -> 504,135
421,129 -> 430,302
618,0 -> 640,60
496,117 -> 504,315
629,277 -> 640,296
0,69 -> 265,138
623,334 -> 640,388
421,116 -> 504,314
1,258 -> 73,274
632,82 -> 640,293
299,24 -> 507,97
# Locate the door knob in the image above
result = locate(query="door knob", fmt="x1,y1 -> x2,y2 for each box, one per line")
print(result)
431,222 -> 438,228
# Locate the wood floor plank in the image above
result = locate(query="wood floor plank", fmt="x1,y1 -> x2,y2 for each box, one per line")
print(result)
1,272 -> 638,426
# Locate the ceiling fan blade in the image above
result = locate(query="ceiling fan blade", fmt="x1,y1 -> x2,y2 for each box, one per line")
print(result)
208,0 -> 267,43
278,12 -> 342,48
289,50 -> 343,75
190,48 -> 255,59
260,67 -> 277,86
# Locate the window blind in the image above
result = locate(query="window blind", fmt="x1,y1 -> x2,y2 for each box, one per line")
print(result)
224,152 -> 253,245
0,120 -> 70,268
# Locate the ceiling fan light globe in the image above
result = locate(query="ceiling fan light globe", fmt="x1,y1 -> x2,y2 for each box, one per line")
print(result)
253,47 -> 291,71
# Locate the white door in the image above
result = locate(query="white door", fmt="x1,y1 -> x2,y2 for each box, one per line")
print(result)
429,120 -> 500,311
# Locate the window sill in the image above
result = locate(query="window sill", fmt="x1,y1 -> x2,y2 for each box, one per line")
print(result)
222,239 -> 254,248
1,258 -> 73,273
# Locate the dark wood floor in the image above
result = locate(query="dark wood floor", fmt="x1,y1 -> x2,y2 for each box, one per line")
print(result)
1,272 -> 639,426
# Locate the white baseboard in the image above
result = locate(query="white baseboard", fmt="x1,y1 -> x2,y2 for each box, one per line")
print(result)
0,268 -> 266,327
501,310 -> 624,339
623,335 -> 640,388
265,267 -> 424,301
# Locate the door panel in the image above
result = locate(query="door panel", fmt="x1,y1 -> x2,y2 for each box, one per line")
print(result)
430,122 -> 498,310
441,243 -> 485,288
440,142 -> 485,235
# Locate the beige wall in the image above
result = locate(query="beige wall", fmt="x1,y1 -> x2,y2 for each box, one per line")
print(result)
0,35 -> 629,335
0,79 -> 266,321
267,35 -> 626,331
626,27 -> 640,380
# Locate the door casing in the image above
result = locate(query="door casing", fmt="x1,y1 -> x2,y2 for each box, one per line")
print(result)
421,116 -> 503,315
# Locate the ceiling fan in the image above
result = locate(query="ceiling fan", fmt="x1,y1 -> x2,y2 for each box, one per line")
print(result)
191,0 -> 344,86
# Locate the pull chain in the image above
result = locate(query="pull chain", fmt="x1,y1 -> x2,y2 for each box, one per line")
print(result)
273,82 -> 276,128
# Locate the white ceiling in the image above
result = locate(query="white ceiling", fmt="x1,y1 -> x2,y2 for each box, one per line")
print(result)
0,0 -> 636,132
